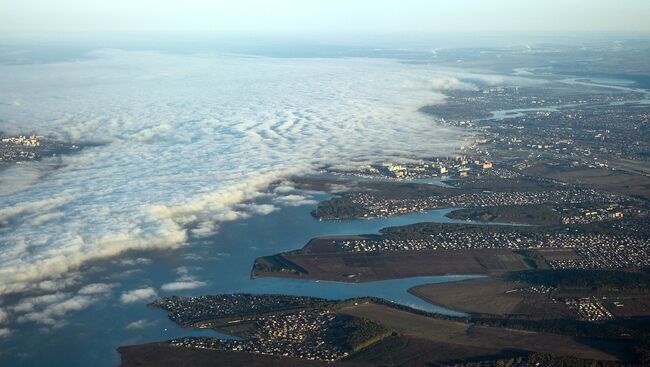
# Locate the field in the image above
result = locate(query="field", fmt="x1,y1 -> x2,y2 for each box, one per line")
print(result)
344,335 -> 505,367
603,295 -> 650,317
524,163 -> 650,200
118,343 -> 329,367
410,272 -> 650,322
410,278 -> 525,316
534,248 -> 582,261
409,277 -> 575,319
338,302 -> 624,361
253,238 -> 531,282
446,204 -> 563,225
118,298 -> 632,367
118,338 -> 525,367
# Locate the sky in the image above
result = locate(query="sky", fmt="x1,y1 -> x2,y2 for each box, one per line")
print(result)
1,0 -> 649,40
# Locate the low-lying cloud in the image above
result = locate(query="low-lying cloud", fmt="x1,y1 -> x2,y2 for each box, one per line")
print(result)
16,295 -> 96,326
160,280 -> 207,292
78,283 -> 116,295
0,49 -> 531,298
0,328 -> 11,338
124,319 -> 156,330
119,287 -> 157,304
161,266 -> 208,292
7,282 -> 116,327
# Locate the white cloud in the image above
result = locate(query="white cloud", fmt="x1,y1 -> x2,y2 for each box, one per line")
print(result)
0,50 -> 528,296
161,266 -> 208,291
430,77 -> 477,91
16,295 -> 97,326
11,293 -> 70,313
77,283 -> 116,295
160,280 -> 207,292
0,308 -> 8,324
37,275 -> 80,292
175,266 -> 189,275
124,319 -> 155,330
106,268 -> 143,280
273,194 -> 318,207
117,258 -> 153,267
0,162 -> 46,197
273,183 -> 296,193
0,195 -> 74,223
30,212 -> 66,226
0,328 -> 11,338
119,287 -> 157,304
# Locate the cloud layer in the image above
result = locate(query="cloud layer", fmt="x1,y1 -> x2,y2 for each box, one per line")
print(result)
10,282 -> 114,327
119,287 -> 157,304
0,50 -> 516,296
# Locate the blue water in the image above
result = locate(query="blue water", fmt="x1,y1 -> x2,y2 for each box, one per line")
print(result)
243,276 -> 479,316
0,200 -> 480,367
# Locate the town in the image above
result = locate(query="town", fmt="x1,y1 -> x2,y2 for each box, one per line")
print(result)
150,294 -> 332,327
0,133 -> 80,165
153,295 -> 391,363
169,308 -> 347,362
333,187 -> 624,219
335,158 -> 497,180
336,229 -> 650,270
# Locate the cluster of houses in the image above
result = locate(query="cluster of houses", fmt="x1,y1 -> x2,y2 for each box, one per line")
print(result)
170,309 -> 347,362
1,134 -> 40,147
337,231 -> 649,271
565,298 -> 614,321
346,188 -> 623,218
352,157 -> 495,180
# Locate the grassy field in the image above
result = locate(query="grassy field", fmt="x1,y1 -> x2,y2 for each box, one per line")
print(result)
446,204 -> 563,225
253,247 -> 530,282
118,338 -> 509,367
119,294 -> 641,366
344,335 -> 506,366
533,248 -> 582,261
409,277 -> 575,319
411,272 -> 650,322
524,163 -> 650,200
118,343 -> 329,367
409,278 -> 525,316
210,320 -> 260,338
338,302 -> 622,361
603,295 -> 650,317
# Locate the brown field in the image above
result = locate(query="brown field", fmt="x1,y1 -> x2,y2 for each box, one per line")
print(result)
610,159 -> 650,176
284,250 -> 489,281
118,338 -> 524,367
524,163 -> 650,200
409,277 -> 576,319
602,295 -> 650,318
343,335 -> 508,366
409,278 -> 525,316
118,343 -> 329,367
338,303 -> 623,361
535,248 -> 582,261
253,241 -> 531,282
211,320 -> 259,338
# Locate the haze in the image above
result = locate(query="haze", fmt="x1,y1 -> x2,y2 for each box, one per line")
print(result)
1,0 -> 649,40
